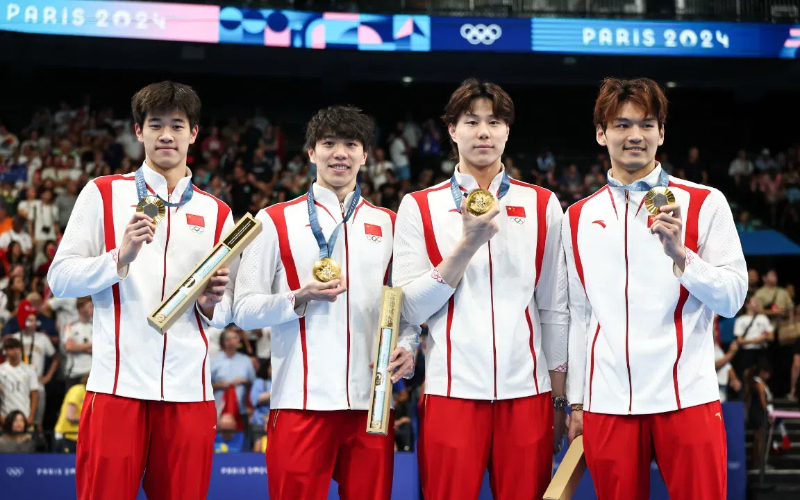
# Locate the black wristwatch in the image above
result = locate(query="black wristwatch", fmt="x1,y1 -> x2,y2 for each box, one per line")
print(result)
553,396 -> 569,411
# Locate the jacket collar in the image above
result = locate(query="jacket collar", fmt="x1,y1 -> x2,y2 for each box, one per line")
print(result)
140,161 -> 192,202
312,183 -> 357,222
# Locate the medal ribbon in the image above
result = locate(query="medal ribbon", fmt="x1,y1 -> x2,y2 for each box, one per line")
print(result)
607,167 -> 669,192
450,168 -> 511,213
135,165 -> 194,207
306,182 -> 361,260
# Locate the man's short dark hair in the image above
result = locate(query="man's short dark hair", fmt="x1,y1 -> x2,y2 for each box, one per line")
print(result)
131,81 -> 201,129
3,337 -> 22,350
305,106 -> 374,152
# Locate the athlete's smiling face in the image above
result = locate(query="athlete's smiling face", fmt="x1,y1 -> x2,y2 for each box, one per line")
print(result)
309,136 -> 367,191
597,101 -> 664,174
135,109 -> 198,171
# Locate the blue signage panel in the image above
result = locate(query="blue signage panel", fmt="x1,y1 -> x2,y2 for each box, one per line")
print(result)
531,17 -> 800,59
430,17 -> 530,52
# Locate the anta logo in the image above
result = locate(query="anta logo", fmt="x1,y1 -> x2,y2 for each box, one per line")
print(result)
715,412 -> 722,421
592,220 -> 606,228
365,223 -> 382,243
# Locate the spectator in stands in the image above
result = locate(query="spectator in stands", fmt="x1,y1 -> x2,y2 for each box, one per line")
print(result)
3,293 -> 58,340
2,273 -> 25,323
34,240 -> 56,277
55,180 -> 78,231
228,163 -> 256,217
205,174 -> 231,208
0,123 -> 19,160
389,127 -> 411,181
736,210 -> 755,232
214,413 -> 244,453
62,297 -> 92,390
745,357 -> 773,469
0,337 -> 38,429
0,205 -> 11,236
536,148 -> 555,173
0,215 -> 33,254
682,146 -> 708,184
560,163 -> 584,200
729,149 -> 754,181
734,296 -> 774,375
31,189 -> 60,248
211,328 -> 256,422
248,359 -> 271,447
53,371 -> 88,453
369,147 -> 394,191
3,241 -> 30,283
755,270 -> 795,328
755,148 -> 777,172
0,410 -> 36,453
201,125 -> 223,159
8,300 -> 58,426
748,269 -> 760,298
714,329 -> 741,403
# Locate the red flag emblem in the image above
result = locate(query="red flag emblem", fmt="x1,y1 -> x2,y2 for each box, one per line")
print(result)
506,206 -> 526,218
364,223 -> 382,237
186,214 -> 205,227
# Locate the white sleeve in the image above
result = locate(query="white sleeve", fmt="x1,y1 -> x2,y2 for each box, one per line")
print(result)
763,316 -> 775,333
386,262 -> 421,366
392,194 -> 455,326
563,210 -> 593,406
47,181 -> 124,298
196,210 -> 238,329
41,335 -> 56,357
675,190 -> 748,319
232,210 -> 303,330
535,193 -> 569,371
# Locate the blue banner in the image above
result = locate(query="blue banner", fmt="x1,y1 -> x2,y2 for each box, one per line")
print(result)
531,18 -> 800,59
2,0 -> 799,58
430,17 -> 530,52
0,403 -> 746,500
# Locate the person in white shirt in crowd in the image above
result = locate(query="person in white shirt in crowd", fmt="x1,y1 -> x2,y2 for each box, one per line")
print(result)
31,189 -> 60,248
714,325 -> 742,402
62,296 -> 93,391
47,81 -> 236,500
234,105 -> 418,500
8,300 -> 58,427
369,147 -> 394,191
733,295 -> 774,375
390,127 -> 411,181
0,337 -> 39,428
0,215 -> 33,255
56,180 -> 79,230
728,149 -> 754,180
393,78 -> 568,500
0,123 -> 19,160
17,187 -> 41,222
564,77 -> 747,500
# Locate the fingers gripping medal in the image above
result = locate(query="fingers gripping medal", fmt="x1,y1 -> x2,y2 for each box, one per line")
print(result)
306,182 -> 361,283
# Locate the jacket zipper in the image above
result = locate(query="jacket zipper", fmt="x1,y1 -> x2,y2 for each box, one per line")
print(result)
488,241 -> 498,401
160,195 -> 173,402
342,203 -> 351,409
624,189 -> 632,415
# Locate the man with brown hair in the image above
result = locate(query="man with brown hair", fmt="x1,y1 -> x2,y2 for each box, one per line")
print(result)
393,78 -> 569,500
234,105 -> 419,500
564,77 -> 746,499
48,81 -> 236,500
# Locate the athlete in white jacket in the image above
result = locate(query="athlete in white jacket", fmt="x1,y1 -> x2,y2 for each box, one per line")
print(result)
47,82 -> 235,500
564,77 -> 747,499
393,79 -> 569,500
233,106 -> 419,500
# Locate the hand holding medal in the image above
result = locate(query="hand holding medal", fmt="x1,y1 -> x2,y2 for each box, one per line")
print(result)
117,212 -> 156,268
646,187 -> 686,268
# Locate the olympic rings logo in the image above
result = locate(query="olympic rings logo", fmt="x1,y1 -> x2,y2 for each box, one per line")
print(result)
460,24 -> 503,45
190,225 -> 204,234
510,217 -> 525,225
6,467 -> 24,477
366,235 -> 382,243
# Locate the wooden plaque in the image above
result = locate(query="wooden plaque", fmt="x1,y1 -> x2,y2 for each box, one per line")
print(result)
366,286 -> 403,435
544,436 -> 587,500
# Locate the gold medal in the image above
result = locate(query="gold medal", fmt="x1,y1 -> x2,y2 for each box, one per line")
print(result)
644,187 -> 675,215
136,195 -> 166,225
465,189 -> 495,216
312,257 -> 341,282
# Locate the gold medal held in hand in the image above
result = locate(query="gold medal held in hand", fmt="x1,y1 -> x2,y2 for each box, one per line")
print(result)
644,187 -> 675,215
312,257 -> 341,282
465,189 -> 495,216
136,195 -> 166,225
